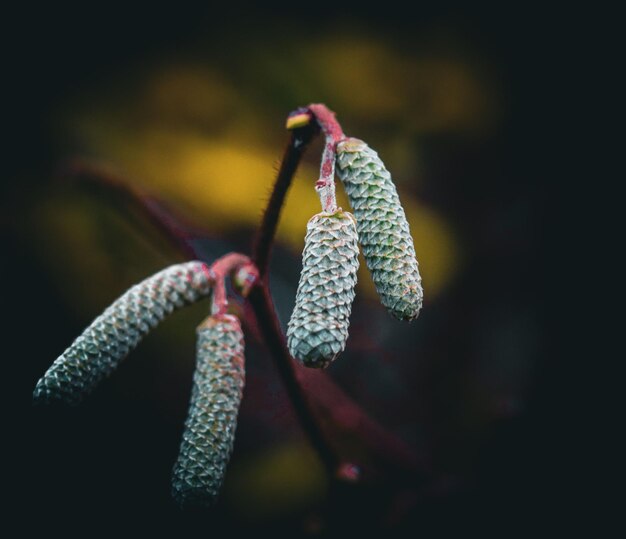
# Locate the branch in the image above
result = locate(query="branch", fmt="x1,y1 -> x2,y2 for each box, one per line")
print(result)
247,283 -> 428,484
252,117 -> 318,277
249,105 -> 426,482
247,285 -> 339,474
308,103 -> 345,143
315,135 -> 339,213
207,252 -> 257,316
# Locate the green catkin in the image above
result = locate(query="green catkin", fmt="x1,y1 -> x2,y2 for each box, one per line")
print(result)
171,314 -> 245,507
33,262 -> 212,405
336,138 -> 423,321
287,210 -> 359,368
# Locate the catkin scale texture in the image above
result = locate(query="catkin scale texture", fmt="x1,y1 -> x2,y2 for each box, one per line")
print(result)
33,262 -> 212,405
336,138 -> 423,321
171,314 -> 245,507
287,210 -> 359,368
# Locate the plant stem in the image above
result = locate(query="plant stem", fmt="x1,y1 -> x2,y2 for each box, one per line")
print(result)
247,284 -> 339,473
252,121 -> 318,278
248,106 -> 425,481
315,135 -> 338,213
250,110 -> 340,472
308,103 -> 345,143
253,103 -> 345,269
208,253 -> 255,315
307,104 -> 344,213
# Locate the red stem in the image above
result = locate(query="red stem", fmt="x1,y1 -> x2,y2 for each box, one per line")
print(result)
308,104 -> 344,214
208,253 -> 255,316
315,136 -> 338,213
247,285 -> 339,474
308,103 -> 345,143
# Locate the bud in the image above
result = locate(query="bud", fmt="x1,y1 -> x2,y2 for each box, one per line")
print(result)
336,138 -> 423,321
171,314 -> 245,507
232,261 -> 260,298
33,261 -> 212,405
287,210 -> 359,368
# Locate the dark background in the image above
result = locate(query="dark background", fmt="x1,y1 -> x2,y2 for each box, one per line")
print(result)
3,3 -> 586,536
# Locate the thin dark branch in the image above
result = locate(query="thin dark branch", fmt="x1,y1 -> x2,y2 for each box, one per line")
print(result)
247,285 -> 339,474
252,123 -> 318,277
247,283 -> 428,484
249,112 -> 426,482
249,118 -> 344,474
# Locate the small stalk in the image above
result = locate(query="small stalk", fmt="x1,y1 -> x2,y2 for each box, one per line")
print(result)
208,253 -> 257,315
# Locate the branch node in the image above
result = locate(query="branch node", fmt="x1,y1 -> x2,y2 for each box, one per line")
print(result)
208,253 -> 257,316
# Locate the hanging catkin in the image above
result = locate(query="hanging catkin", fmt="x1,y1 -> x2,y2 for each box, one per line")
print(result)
287,210 -> 359,368
33,261 -> 212,405
171,314 -> 245,507
336,138 -> 423,321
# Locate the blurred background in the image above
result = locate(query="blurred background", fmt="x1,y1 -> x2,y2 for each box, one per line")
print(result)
3,3 -> 576,535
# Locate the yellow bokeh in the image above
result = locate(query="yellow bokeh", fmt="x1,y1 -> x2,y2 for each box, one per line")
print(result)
65,123 -> 457,299
224,440 -> 327,519
48,34 -> 482,301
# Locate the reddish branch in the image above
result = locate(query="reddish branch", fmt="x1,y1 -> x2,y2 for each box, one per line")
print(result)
62,103 -> 427,485
315,137 -> 337,213
247,285 -> 339,474
207,253 -> 257,316
249,108 -> 340,473
308,103 -> 345,143
309,104 -> 345,213
250,104 -> 425,482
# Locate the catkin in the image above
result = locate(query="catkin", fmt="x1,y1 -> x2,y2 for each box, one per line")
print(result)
171,314 -> 245,507
33,261 -> 212,405
336,138 -> 423,321
287,210 -> 359,368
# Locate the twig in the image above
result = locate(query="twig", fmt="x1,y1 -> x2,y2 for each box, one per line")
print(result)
247,284 -> 428,484
308,103 -> 345,143
207,252 -> 255,315
315,135 -> 338,213
247,284 -> 339,474
249,109 -> 342,473
309,104 -> 344,213
250,105 -> 425,481
252,117 -> 318,277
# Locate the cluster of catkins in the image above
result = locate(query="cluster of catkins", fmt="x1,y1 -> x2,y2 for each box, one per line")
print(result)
287,136 -> 423,368
33,262 -> 247,507
32,115 -> 423,508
